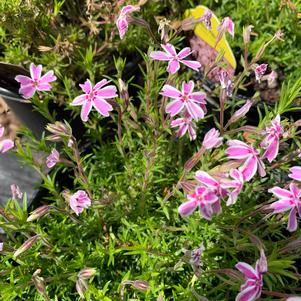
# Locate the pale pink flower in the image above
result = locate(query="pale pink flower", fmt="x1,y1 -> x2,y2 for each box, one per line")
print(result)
198,10 -> 212,30
161,81 -> 206,119
15,63 -> 56,99
266,70 -> 277,88
221,169 -> 244,206
149,43 -> 201,74
202,128 -> 223,150
116,5 -> 140,39
70,190 -> 92,215
227,100 -> 252,126
235,251 -> 267,301
260,115 -> 283,163
0,242 -> 3,251
269,183 -> 301,232
0,125 -> 14,153
178,186 -> 219,220
289,166 -> 301,182
71,79 -> 117,122
217,17 -> 235,37
255,64 -> 268,82
171,116 -> 196,141
46,149 -> 59,169
10,184 -> 23,200
226,140 -> 266,181
287,297 -> 301,301
218,70 -> 233,96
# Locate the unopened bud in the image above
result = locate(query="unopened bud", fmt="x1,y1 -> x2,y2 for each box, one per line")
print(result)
78,267 -> 97,280
243,25 -> 254,45
13,235 -> 40,258
32,269 -> 50,301
181,17 -> 197,31
46,121 -> 72,142
76,278 -> 88,299
179,181 -> 196,193
118,79 -> 129,104
132,280 -> 149,292
27,205 -> 51,222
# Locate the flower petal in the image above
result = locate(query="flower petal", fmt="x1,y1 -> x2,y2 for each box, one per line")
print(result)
287,207 -> 298,232
80,101 -> 93,122
270,200 -> 294,213
235,285 -> 260,301
96,85 -> 118,98
161,43 -> 177,56
165,99 -> 184,117
235,262 -> 258,279
160,85 -> 181,98
178,200 -> 197,217
178,47 -> 192,59
71,94 -> 87,106
40,70 -> 56,83
195,171 -> 218,189
79,79 -> 92,94
19,85 -> 36,99
93,98 -> 113,117
167,60 -> 180,74
30,63 -> 42,80
181,59 -> 201,71
149,51 -> 172,61
185,101 -> 204,119
289,166 -> 301,182
268,186 -> 293,200
0,139 -> 14,153
182,81 -> 194,95
240,155 -> 257,181
15,75 -> 32,85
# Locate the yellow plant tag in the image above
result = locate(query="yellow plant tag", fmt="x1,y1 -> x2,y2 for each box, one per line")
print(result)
185,5 -> 236,70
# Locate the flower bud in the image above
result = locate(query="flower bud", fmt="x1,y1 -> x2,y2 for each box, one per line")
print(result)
13,235 -> 40,258
46,121 -> 72,142
32,269 -> 50,301
27,205 -> 51,222
243,25 -> 254,45
226,100 -> 252,127
132,280 -> 149,292
76,278 -> 88,299
78,268 -> 97,280
181,17 -> 197,31
118,79 -> 129,104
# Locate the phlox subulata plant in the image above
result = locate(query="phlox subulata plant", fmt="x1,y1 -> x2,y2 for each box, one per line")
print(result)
1,2 -> 301,301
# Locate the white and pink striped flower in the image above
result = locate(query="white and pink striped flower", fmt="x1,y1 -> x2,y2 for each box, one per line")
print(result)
269,183 -> 301,232
161,81 -> 206,119
69,190 -> 92,216
255,64 -> 268,82
116,5 -> 140,39
202,128 -> 223,150
150,44 -> 201,74
46,148 -> 59,169
235,251 -> 267,301
217,17 -> 235,38
71,79 -> 117,122
225,140 -> 266,181
171,116 -> 197,141
221,169 -> 244,206
260,115 -> 283,163
15,63 -> 56,99
178,186 -> 219,220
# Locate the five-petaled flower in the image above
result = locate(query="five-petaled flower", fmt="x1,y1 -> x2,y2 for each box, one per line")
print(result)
254,64 -> 268,82
15,63 -> 56,99
0,125 -> 14,153
161,81 -> 206,119
178,186 -> 219,220
46,148 -> 59,169
70,79 -> 117,122
226,140 -> 266,181
171,115 -> 197,141
116,5 -> 140,39
202,128 -> 223,150
221,169 -> 244,206
149,44 -> 201,74
235,250 -> 267,301
260,115 -> 283,162
269,182 -> 301,232
70,190 -> 92,216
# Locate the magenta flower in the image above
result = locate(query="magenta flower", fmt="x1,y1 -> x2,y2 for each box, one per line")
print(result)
289,166 -> 301,182
161,81 -> 206,119
0,125 -> 14,153
226,140 -> 266,181
218,70 -> 233,97
202,128 -> 223,150
15,63 -> 56,99
70,190 -> 92,215
217,17 -> 235,37
116,5 -> 140,39
149,44 -> 201,74
235,251 -> 267,301
269,183 -> 301,232
178,186 -> 219,220
260,115 -> 283,163
171,116 -> 196,141
46,149 -> 59,169
70,79 -> 117,122
221,169 -> 244,206
255,64 -> 268,82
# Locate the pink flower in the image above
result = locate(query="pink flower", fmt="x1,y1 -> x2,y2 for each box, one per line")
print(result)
171,116 -> 196,141
255,64 -> 268,82
0,125 -> 14,153
0,242 -> 3,251
235,251 -> 267,301
70,79 -> 117,122
218,70 -> 233,97
15,63 -> 56,99
116,5 -> 140,39
221,169 -> 244,206
10,184 -> 23,200
198,10 -> 212,30
217,17 -> 235,37
289,166 -> 301,182
260,115 -> 283,163
46,149 -> 59,168
149,43 -> 201,74
161,81 -> 206,119
69,190 -> 91,215
226,140 -> 266,181
178,186 -> 219,220
202,128 -> 223,150
269,183 -> 301,232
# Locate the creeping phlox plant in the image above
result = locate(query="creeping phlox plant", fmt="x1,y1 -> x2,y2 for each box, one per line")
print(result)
1,2 -> 301,301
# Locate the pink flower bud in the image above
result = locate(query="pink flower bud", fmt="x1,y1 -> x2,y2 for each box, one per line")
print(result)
132,280 -> 149,291
13,235 -> 40,258
27,205 -> 51,222
10,184 -> 23,200
226,100 -> 252,127
46,121 -> 72,142
78,268 -> 97,280
202,128 -> 223,150
76,278 -> 88,299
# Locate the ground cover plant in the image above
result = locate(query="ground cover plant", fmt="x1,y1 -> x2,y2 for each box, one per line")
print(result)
1,1 -> 301,300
